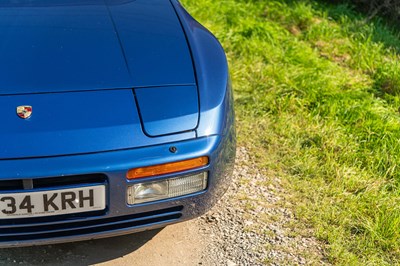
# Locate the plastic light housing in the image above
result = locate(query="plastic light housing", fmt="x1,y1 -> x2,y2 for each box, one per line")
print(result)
126,156 -> 209,179
127,172 -> 208,204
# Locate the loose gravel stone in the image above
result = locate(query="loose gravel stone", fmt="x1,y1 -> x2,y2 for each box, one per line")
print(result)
196,147 -> 329,265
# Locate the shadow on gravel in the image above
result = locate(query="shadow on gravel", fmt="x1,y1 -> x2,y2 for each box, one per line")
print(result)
0,228 -> 162,265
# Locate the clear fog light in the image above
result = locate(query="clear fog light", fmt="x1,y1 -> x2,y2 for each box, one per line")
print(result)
127,172 -> 208,205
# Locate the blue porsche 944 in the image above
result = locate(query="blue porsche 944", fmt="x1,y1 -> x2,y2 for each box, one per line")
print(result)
0,0 -> 235,247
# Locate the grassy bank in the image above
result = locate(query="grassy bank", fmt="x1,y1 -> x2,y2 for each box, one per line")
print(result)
181,0 -> 400,264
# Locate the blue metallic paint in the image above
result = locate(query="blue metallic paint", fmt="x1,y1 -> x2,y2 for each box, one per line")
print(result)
0,0 -> 235,247
0,89 -> 196,159
107,0 -> 196,87
171,0 -> 234,138
0,2 -> 132,94
0,0 -> 194,94
134,85 -> 199,137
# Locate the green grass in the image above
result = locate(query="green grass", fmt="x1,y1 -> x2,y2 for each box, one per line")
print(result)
180,0 -> 400,264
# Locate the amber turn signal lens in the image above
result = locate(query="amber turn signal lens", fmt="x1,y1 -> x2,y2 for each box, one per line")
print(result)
126,156 -> 209,179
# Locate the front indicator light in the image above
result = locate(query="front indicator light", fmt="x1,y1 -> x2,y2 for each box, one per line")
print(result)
127,172 -> 208,204
126,156 -> 209,179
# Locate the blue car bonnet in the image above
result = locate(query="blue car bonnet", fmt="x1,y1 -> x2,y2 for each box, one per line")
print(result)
0,0 -> 195,93
0,0 -> 200,159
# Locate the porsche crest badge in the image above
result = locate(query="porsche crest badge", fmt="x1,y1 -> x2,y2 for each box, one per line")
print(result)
16,105 -> 32,119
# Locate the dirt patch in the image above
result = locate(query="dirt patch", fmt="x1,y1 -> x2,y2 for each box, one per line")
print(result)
0,222 -> 203,266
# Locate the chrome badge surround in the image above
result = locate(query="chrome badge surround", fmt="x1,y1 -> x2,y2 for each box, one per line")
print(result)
16,105 -> 32,119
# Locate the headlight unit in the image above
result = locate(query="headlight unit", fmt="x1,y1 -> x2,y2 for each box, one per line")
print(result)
127,172 -> 208,205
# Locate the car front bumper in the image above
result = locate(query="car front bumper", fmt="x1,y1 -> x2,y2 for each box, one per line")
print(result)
0,131 -> 235,248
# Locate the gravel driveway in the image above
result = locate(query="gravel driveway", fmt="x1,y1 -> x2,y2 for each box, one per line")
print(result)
0,147 -> 328,265
197,147 -> 328,265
